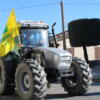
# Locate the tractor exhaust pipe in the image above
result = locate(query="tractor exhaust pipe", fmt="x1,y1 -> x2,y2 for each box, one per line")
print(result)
52,23 -> 59,48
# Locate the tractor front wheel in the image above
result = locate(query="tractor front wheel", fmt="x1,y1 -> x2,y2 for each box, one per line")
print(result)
15,59 -> 47,100
61,57 -> 92,95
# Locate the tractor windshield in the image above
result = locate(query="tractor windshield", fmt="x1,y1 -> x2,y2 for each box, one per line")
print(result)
21,29 -> 49,47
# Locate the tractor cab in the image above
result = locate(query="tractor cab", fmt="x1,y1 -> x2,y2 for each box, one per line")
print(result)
18,21 -> 49,48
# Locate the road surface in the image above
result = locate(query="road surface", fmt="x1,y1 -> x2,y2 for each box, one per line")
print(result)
0,83 -> 100,100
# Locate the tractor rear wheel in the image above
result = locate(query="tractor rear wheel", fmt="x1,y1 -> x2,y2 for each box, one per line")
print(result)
0,58 -> 15,95
61,57 -> 92,95
15,59 -> 47,100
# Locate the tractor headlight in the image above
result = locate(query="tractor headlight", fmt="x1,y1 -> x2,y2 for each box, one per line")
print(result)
59,56 -> 72,68
60,56 -> 71,61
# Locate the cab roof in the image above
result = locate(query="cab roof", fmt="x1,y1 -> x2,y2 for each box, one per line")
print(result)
18,20 -> 49,29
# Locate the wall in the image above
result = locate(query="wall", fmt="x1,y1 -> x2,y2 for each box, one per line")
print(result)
58,38 -> 100,60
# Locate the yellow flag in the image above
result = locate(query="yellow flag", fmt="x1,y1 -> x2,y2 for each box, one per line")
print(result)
0,9 -> 19,56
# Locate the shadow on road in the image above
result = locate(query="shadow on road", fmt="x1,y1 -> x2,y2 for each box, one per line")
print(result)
83,92 -> 100,96
0,92 -> 99,100
0,95 -> 19,100
45,92 -> 100,99
45,94 -> 73,99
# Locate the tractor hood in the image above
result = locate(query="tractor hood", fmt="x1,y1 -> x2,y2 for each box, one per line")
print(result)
38,47 -> 72,57
33,47 -> 72,69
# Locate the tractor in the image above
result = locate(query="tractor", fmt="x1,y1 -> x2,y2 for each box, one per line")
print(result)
0,20 -> 92,100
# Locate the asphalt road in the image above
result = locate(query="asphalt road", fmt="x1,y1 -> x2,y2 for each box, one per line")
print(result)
0,83 -> 100,100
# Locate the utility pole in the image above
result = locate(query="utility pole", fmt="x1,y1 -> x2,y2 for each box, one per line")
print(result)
60,0 -> 67,50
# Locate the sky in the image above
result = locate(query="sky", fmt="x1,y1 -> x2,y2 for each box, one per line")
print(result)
0,0 -> 100,39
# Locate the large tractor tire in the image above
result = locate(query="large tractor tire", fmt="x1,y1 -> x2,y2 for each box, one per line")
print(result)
68,19 -> 100,47
0,58 -> 15,95
15,59 -> 47,100
61,57 -> 92,95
